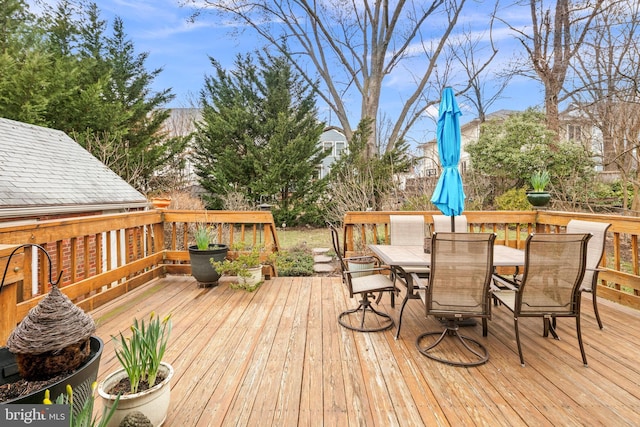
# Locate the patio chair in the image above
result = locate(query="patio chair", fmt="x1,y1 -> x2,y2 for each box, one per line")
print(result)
329,223 -> 397,332
414,232 -> 496,367
390,215 -> 425,246
432,215 -> 468,233
566,220 -> 611,329
390,215 -> 430,278
492,233 -> 592,367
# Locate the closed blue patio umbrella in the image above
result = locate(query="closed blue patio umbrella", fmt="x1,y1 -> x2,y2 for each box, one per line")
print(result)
431,87 -> 465,231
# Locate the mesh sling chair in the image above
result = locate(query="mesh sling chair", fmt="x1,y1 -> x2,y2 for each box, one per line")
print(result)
329,223 -> 397,332
566,220 -> 611,329
493,233 -> 592,367
432,215 -> 468,233
389,214 -> 430,279
413,232 -> 496,367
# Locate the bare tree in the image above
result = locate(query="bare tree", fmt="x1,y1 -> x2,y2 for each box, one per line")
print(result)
452,12 -> 509,124
504,0 -> 607,136
188,0 -> 497,156
568,1 -> 640,211
74,130 -> 146,188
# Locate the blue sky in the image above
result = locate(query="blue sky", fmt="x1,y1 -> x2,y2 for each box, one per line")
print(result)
29,0 -> 543,144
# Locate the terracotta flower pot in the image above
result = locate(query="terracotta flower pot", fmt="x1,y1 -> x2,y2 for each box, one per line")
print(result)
150,197 -> 171,209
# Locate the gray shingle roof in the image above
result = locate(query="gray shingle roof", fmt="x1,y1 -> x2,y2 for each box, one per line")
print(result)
0,118 -> 148,213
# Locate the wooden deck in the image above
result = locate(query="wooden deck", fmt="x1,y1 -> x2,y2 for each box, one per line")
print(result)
91,275 -> 640,426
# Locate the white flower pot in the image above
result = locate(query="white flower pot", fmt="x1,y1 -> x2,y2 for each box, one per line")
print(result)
239,265 -> 263,286
98,361 -> 174,427
347,258 -> 375,278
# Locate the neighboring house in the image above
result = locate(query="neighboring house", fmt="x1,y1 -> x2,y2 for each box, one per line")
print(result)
161,108 -> 202,190
559,106 -> 605,172
417,109 -> 605,177
317,126 -> 348,179
0,117 -> 149,223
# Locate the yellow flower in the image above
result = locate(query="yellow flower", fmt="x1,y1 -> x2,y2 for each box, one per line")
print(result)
43,389 -> 52,405
66,384 -> 73,404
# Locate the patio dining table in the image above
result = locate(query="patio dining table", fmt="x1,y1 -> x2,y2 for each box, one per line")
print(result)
368,244 -> 525,339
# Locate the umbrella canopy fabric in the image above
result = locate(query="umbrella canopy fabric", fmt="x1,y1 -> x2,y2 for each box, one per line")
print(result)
431,87 -> 465,217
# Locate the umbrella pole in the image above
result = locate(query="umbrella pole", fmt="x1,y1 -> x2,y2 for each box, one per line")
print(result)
451,215 -> 455,232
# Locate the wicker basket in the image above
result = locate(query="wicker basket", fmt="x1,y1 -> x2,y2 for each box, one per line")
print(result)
6,285 -> 96,381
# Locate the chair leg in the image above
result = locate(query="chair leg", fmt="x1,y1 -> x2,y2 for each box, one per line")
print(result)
416,320 -> 489,367
592,290 -> 604,329
338,292 -> 394,333
576,315 -> 588,367
514,317 -> 525,367
482,318 -> 488,337
394,295 -> 410,340
544,316 -> 559,340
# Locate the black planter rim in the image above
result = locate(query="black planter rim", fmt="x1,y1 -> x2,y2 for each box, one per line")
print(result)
0,336 -> 103,405
188,244 -> 229,254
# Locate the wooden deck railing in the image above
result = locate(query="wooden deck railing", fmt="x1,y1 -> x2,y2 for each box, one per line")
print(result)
342,210 -> 640,310
0,210 -> 280,344
1,208 -> 638,343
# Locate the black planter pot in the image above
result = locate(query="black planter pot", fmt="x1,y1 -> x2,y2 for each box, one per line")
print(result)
0,336 -> 103,412
527,191 -> 551,207
188,244 -> 229,286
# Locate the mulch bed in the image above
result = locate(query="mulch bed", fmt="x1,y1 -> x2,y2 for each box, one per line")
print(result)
0,372 -> 69,402
104,372 -> 168,396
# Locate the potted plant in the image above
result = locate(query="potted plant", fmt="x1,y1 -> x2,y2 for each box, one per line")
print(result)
211,244 -> 264,291
188,223 -> 229,287
527,170 -> 551,207
0,244 -> 103,411
98,312 -> 173,427
347,256 -> 377,278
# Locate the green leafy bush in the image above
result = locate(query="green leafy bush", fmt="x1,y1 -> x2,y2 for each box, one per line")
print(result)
495,188 -> 530,211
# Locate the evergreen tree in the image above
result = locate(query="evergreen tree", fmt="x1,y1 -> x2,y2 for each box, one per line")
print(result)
0,0 -> 51,124
1,1 -> 184,193
97,16 -> 179,191
194,53 -> 327,225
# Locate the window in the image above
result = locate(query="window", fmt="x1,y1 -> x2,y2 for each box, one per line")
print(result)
335,141 -> 346,157
323,141 -> 333,153
568,125 -> 582,143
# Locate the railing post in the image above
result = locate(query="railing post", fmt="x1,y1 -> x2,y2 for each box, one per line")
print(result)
0,245 -> 24,345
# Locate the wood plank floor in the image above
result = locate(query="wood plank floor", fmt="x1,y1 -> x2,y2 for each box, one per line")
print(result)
91,275 -> 640,426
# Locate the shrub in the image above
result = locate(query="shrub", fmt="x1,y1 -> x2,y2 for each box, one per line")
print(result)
495,188 -> 530,211
273,246 -> 314,276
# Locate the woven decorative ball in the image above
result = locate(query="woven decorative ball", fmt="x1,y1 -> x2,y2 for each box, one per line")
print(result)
6,285 -> 96,381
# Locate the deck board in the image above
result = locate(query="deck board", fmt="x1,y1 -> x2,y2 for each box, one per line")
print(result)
92,275 -> 640,426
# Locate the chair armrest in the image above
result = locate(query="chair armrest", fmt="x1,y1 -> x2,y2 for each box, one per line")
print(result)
344,266 -> 392,277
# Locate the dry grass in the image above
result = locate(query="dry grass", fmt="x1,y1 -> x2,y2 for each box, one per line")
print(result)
276,227 -> 332,250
